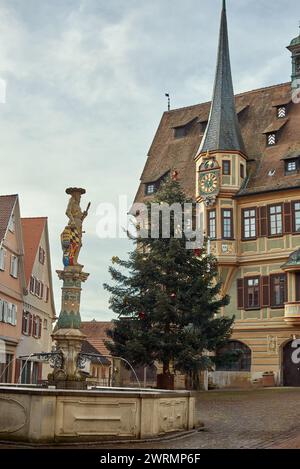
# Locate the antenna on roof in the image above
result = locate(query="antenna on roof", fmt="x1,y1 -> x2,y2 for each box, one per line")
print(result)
165,93 -> 170,111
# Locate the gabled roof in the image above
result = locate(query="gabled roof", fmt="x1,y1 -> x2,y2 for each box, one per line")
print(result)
21,218 -> 47,285
80,321 -> 113,357
262,118 -> 289,134
81,340 -> 111,365
197,0 -> 245,156
0,195 -> 18,244
134,81 -> 300,202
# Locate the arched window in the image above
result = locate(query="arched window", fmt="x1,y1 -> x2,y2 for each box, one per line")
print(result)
216,341 -> 251,371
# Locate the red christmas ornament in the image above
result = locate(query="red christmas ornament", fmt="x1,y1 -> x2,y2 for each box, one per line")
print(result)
170,293 -> 176,299
138,311 -> 145,319
194,248 -> 202,257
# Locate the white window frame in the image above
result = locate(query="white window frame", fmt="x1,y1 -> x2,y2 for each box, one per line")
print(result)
286,160 -> 297,172
269,205 -> 283,236
23,311 -> 30,334
146,184 -> 155,195
243,209 -> 257,239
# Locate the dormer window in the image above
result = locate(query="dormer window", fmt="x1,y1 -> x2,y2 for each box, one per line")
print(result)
174,126 -> 186,139
286,160 -> 297,172
199,121 -> 207,134
145,183 -> 156,195
277,106 -> 286,118
267,133 -> 276,146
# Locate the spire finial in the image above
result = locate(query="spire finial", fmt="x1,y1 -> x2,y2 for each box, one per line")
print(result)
197,0 -> 245,156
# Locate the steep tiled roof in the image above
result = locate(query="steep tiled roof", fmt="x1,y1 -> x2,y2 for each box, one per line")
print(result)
134,82 -> 300,202
81,340 -> 111,365
80,321 -> 113,357
199,0 -> 245,155
0,195 -> 17,244
21,218 -> 47,286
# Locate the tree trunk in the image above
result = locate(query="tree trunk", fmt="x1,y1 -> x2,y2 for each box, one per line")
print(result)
157,362 -> 174,390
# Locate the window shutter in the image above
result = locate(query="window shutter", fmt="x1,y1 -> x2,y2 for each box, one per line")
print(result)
39,317 -> 42,338
0,299 -> 3,321
14,359 -> 21,383
284,202 -> 292,234
32,315 -> 36,337
284,273 -> 288,303
259,206 -> 268,237
40,283 -> 44,299
22,311 -> 26,334
237,279 -> 244,309
12,304 -> 17,325
241,210 -> 245,240
3,301 -> 8,323
0,248 -> 5,270
28,314 -> 33,336
261,276 -> 270,307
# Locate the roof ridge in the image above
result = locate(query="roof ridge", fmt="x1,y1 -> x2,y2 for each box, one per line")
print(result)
0,194 -> 18,198
21,216 -> 48,220
166,81 -> 291,115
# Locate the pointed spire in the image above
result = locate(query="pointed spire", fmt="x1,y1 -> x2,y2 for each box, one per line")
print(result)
198,0 -> 246,155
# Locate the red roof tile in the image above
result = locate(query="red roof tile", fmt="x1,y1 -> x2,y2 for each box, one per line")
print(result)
80,321 -> 113,357
21,217 -> 47,286
134,82 -> 300,201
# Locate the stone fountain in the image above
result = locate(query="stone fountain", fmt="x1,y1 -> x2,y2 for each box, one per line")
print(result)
0,188 -> 196,443
49,187 -> 90,389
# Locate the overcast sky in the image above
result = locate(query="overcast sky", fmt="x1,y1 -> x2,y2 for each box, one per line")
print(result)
0,0 -> 298,321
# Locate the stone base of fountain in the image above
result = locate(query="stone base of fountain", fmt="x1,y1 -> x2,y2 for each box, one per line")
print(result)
0,386 -> 195,443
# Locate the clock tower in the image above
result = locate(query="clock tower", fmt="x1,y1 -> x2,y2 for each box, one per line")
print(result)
195,0 -> 247,261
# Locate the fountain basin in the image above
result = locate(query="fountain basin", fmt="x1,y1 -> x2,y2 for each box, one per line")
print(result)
0,385 -> 195,443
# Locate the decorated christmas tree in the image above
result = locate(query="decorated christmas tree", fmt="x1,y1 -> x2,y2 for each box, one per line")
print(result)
104,177 -> 234,389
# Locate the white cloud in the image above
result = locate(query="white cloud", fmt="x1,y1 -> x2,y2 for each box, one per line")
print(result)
0,0 -> 298,320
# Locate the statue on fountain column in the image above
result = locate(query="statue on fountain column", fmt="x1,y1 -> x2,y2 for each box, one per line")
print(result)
51,187 -> 90,388
61,187 -> 91,267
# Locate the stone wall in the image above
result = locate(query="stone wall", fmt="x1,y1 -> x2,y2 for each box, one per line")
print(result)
0,386 -> 195,443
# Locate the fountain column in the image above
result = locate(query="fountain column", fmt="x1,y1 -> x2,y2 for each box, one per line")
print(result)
49,187 -> 90,389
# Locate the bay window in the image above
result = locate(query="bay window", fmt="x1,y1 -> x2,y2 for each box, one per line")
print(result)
221,209 -> 233,239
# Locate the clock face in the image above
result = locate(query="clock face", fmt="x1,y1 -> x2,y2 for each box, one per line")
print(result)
200,172 -> 218,194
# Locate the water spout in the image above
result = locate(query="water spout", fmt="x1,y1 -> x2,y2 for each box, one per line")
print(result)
17,353 -> 35,385
0,356 -> 16,382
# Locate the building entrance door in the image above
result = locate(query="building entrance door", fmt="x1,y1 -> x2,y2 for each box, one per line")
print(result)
283,340 -> 300,386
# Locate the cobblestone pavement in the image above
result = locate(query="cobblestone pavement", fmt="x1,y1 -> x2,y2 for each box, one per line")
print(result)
105,388 -> 300,449
1,388 -> 300,449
